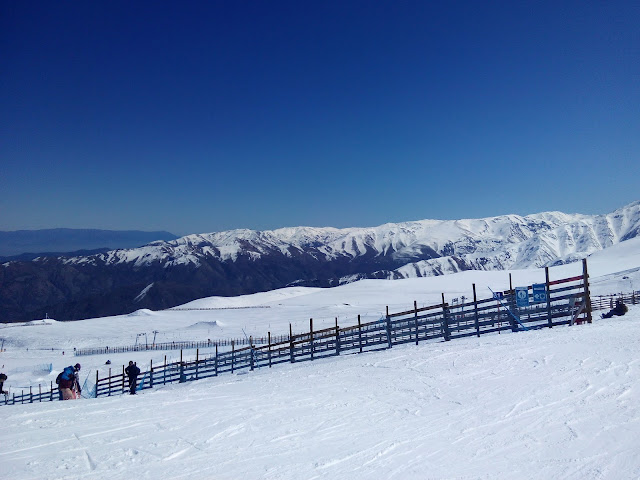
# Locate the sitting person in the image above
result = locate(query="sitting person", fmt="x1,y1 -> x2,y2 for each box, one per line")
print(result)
602,299 -> 628,318
0,373 -> 7,395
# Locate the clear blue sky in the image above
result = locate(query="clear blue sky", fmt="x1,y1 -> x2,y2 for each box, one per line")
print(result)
1,1 -> 638,236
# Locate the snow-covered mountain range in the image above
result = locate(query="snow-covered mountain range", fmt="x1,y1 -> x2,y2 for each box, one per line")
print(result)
68,200 -> 640,277
2,201 -> 639,322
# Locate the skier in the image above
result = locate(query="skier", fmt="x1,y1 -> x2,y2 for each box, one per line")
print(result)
58,364 -> 81,400
125,361 -> 140,395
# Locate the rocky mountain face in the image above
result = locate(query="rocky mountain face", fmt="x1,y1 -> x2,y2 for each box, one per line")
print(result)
1,202 -> 639,322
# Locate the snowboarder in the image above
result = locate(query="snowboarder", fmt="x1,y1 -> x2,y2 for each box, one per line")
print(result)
125,361 -> 140,395
601,299 -> 628,319
58,364 -> 81,400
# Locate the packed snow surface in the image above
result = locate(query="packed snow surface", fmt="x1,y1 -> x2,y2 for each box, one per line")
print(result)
1,238 -> 640,479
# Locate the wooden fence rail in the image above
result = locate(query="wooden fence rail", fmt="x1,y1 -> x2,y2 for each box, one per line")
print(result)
74,335 -> 290,357
2,259 -> 615,406
591,292 -> 639,311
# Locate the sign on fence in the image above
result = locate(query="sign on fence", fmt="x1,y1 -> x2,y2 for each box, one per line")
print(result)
532,284 -> 547,303
493,291 -> 504,300
515,287 -> 529,307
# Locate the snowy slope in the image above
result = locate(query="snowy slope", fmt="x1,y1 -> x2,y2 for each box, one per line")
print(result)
1,236 -> 640,479
2,318 -> 640,480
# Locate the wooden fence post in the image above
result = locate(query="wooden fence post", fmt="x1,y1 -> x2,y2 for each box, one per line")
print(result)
95,371 -> 99,398
250,337 -> 254,371
164,355 -> 167,385
414,301 -> 419,345
545,267 -> 553,328
231,341 -> 235,374
50,381 -> 54,401
442,293 -> 450,341
582,258 -> 593,324
39,384 -> 42,402
289,324 -> 295,363
473,284 -> 480,337
108,367 -> 112,396
508,288 -> 518,332
358,315 -> 363,353
385,306 -> 392,348
150,359 -> 153,388
335,318 -> 341,355
178,349 -> 186,382
268,331 -> 272,368
310,318 -> 314,361
215,345 -> 218,376
122,365 -> 126,394
196,349 -> 200,379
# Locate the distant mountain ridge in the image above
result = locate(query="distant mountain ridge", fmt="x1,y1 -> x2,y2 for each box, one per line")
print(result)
0,228 -> 179,257
65,201 -> 640,275
0,248 -> 111,263
1,202 -> 639,322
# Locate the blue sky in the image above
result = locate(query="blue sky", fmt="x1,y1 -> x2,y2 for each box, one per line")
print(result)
1,1 -> 638,236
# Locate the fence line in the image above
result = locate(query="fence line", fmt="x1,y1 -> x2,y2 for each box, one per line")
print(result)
591,291 -> 639,311
74,336 -> 289,357
71,291 -> 637,357
3,260 -> 599,406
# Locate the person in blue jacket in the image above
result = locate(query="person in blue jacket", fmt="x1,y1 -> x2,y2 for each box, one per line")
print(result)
57,364 -> 81,400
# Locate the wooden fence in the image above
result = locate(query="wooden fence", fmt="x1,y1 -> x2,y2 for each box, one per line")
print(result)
591,292 -> 639,311
74,335 -> 289,357
0,260 -> 599,405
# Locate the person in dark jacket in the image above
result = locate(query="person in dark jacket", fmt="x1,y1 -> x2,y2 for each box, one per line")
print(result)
58,364 -> 81,400
602,299 -> 628,319
125,361 -> 140,395
0,373 -> 7,395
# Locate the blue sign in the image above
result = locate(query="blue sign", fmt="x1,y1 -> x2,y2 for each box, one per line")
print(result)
493,291 -> 504,301
515,287 -> 529,307
532,283 -> 547,303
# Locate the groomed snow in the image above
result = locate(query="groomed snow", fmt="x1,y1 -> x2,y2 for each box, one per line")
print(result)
1,238 -> 640,479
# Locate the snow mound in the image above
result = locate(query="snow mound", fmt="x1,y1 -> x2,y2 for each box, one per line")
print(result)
186,321 -> 221,329
128,309 -> 156,317
27,318 -> 57,325
176,286 -> 322,309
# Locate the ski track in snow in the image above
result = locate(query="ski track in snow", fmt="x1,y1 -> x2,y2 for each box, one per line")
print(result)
1,313 -> 640,479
